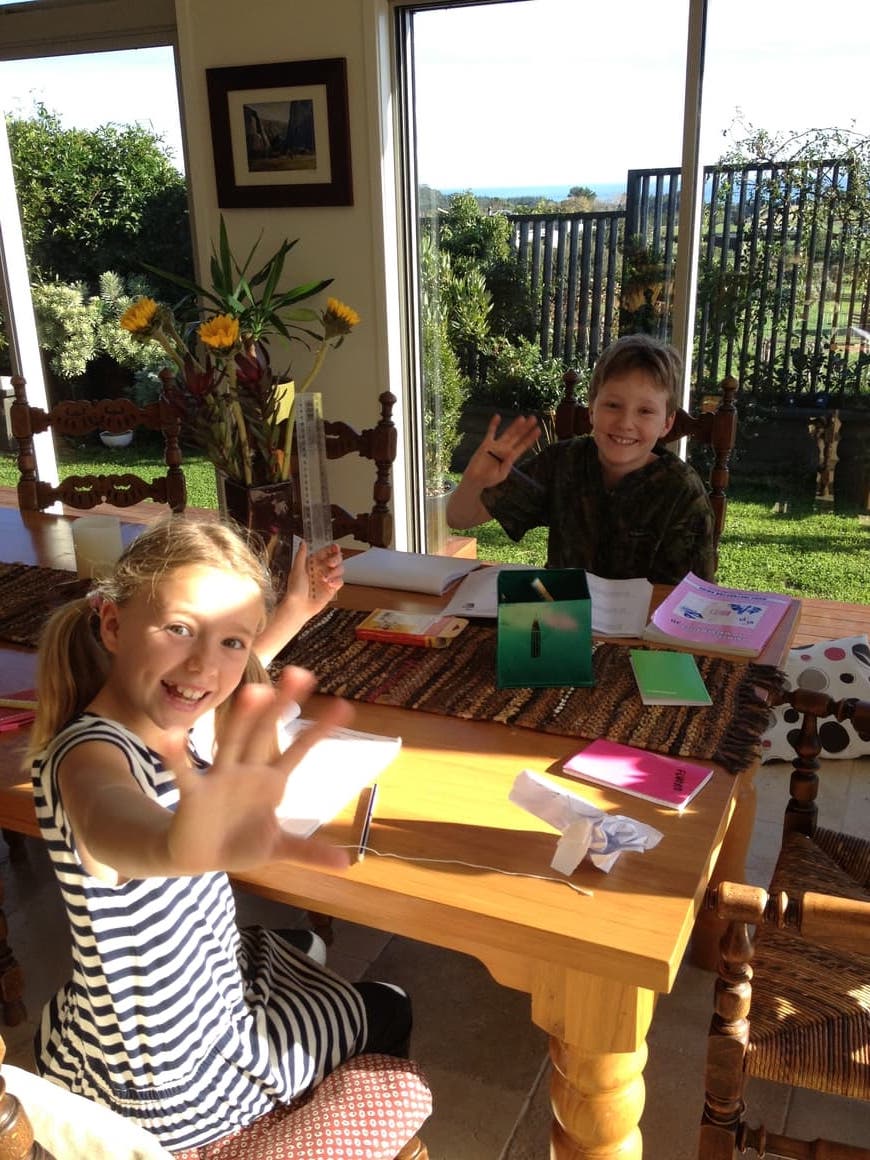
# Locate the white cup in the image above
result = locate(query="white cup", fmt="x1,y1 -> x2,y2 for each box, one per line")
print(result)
71,516 -> 124,579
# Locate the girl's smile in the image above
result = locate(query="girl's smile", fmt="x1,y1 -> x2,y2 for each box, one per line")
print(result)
90,564 -> 266,748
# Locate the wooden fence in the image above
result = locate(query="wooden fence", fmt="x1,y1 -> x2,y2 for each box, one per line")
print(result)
507,160 -> 870,403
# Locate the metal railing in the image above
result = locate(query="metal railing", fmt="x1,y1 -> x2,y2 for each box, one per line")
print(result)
506,160 -> 870,403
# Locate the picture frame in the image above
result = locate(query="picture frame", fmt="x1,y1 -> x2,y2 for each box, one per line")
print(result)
206,58 -> 353,208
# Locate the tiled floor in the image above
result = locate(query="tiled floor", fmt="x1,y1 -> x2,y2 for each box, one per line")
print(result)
2,754 -> 867,1158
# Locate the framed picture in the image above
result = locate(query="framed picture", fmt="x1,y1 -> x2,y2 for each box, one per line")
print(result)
206,58 -> 353,208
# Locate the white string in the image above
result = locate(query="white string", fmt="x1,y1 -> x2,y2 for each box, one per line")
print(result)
336,845 -> 594,897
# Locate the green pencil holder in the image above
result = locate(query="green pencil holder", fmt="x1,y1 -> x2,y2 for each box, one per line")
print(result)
496,568 -> 594,689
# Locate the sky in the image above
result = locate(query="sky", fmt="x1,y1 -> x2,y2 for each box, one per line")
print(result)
1,0 -> 869,192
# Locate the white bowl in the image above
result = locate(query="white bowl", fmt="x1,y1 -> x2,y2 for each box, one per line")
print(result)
99,430 -> 134,448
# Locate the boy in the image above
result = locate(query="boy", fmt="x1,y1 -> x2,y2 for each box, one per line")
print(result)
446,334 -> 715,584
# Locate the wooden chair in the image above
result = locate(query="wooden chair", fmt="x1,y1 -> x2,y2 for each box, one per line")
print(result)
10,373 -> 186,513
0,1038 -> 431,1160
316,389 -> 397,548
554,372 -> 738,567
698,688 -> 870,1159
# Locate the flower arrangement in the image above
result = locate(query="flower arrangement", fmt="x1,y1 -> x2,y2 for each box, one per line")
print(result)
120,218 -> 359,486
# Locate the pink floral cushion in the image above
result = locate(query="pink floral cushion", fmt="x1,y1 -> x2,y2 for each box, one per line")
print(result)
172,1054 -> 432,1160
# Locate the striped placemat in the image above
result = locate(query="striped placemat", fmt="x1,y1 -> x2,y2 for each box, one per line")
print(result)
273,606 -> 785,774
0,562 -> 89,648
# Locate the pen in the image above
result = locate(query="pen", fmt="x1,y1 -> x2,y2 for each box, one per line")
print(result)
0,698 -> 37,710
486,450 -> 504,464
530,577 -> 555,602
357,783 -> 378,861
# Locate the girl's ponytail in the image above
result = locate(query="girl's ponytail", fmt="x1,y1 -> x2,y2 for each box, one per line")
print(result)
25,598 -> 110,764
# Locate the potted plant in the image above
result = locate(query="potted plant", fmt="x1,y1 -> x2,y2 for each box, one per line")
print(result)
120,217 -> 359,588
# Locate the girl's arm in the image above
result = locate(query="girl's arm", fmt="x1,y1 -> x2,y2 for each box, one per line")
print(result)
59,668 -> 353,884
255,542 -> 343,667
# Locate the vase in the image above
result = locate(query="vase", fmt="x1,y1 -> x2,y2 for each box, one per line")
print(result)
217,473 -> 298,597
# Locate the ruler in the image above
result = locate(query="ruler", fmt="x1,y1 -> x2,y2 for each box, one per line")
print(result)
295,392 -> 333,554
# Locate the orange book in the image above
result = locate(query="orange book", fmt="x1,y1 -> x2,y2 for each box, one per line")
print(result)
354,610 -> 468,649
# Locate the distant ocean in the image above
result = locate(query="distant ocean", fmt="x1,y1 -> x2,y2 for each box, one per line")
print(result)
439,182 -> 626,201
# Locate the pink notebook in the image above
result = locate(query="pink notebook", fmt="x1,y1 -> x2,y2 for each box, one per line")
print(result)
562,739 -> 713,812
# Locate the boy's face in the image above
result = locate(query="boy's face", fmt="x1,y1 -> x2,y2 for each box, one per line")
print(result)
589,369 -> 675,485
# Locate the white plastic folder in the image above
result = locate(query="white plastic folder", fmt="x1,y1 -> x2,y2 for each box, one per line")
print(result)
276,720 -> 402,838
342,548 -> 482,595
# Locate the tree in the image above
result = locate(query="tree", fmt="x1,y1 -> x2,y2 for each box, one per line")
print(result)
5,104 -> 192,295
568,185 -> 596,201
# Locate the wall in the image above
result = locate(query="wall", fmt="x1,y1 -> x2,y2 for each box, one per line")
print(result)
174,0 -> 408,543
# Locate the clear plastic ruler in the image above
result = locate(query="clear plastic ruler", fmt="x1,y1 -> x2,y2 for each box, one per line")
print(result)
295,392 -> 333,554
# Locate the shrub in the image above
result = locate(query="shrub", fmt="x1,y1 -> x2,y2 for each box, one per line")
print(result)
477,336 -> 571,413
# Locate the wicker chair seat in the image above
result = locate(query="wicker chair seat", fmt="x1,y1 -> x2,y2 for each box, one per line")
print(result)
746,830 -> 870,1100
172,1054 -> 432,1160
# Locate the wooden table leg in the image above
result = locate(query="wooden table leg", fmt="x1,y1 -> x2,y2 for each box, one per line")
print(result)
0,868 -> 26,1027
689,770 -> 757,972
550,1039 -> 648,1158
529,963 -> 656,1159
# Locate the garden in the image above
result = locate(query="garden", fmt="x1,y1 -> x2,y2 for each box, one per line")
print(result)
1,107 -> 868,603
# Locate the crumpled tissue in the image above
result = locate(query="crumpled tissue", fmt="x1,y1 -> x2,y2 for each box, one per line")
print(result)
509,769 -> 664,874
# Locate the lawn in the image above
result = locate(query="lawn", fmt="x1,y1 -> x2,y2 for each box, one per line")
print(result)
2,439 -> 868,603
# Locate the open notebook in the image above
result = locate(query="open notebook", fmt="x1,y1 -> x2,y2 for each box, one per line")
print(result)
276,719 -> 402,837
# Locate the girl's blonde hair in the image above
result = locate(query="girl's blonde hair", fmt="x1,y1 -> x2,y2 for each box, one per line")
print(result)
27,515 -> 275,761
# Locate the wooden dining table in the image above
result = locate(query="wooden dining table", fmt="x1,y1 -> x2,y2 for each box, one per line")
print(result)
1,505 -> 864,1159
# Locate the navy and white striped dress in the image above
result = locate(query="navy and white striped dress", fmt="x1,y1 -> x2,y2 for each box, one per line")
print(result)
32,714 -> 366,1151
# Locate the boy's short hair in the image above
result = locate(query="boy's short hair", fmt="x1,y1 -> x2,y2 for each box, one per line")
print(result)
589,334 -> 683,416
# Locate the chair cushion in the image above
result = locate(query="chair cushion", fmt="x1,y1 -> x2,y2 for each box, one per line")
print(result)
760,634 -> 870,761
1,1064 -> 172,1159
746,832 -> 870,1099
173,1054 -> 432,1160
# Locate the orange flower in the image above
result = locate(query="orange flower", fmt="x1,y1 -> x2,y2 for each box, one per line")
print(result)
199,314 -> 241,356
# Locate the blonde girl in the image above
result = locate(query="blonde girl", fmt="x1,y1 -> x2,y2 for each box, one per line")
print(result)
29,516 -> 411,1151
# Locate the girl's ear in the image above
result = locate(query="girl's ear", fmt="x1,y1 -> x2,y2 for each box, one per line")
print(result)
98,601 -> 122,654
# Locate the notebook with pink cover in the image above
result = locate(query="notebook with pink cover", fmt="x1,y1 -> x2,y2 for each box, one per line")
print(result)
562,738 -> 713,812
643,571 -> 793,657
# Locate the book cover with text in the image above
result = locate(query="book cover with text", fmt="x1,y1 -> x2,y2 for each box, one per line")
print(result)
644,572 -> 793,657
562,738 -> 713,811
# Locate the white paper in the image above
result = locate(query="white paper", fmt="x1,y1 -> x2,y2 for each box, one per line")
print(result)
342,548 -> 482,595
509,769 -> 663,874
276,720 -> 402,838
443,566 -> 652,636
441,563 -> 531,617
584,572 -> 653,637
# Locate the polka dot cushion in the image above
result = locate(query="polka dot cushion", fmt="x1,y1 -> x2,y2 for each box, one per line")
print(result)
172,1054 -> 432,1160
760,634 -> 870,762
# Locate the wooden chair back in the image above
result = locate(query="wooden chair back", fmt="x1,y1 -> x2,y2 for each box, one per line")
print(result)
10,373 -> 186,513
698,689 -> 870,1159
318,389 -> 397,548
554,372 -> 738,567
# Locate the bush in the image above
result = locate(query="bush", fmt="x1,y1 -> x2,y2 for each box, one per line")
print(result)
477,337 -> 571,413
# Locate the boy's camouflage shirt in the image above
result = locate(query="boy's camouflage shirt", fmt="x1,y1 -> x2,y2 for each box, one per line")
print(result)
481,436 -> 716,584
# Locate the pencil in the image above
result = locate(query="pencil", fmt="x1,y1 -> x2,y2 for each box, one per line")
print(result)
357,783 -> 378,861
0,698 -> 37,710
486,450 -> 504,464
530,577 -> 555,602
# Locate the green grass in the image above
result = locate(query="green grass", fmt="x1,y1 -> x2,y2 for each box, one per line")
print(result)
453,480 -> 870,603
0,433 -> 220,509
2,439 -> 868,602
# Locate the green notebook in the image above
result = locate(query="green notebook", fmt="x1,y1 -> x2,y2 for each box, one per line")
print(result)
629,648 -> 712,706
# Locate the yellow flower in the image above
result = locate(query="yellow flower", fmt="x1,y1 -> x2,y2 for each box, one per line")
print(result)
199,314 -> 241,355
120,297 -> 160,337
322,297 -> 360,340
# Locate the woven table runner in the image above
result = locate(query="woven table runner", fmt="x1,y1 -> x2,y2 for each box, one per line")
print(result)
274,607 -> 786,774
0,562 -> 89,648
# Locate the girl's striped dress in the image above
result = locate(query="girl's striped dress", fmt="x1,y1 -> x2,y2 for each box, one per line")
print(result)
32,714 -> 366,1151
